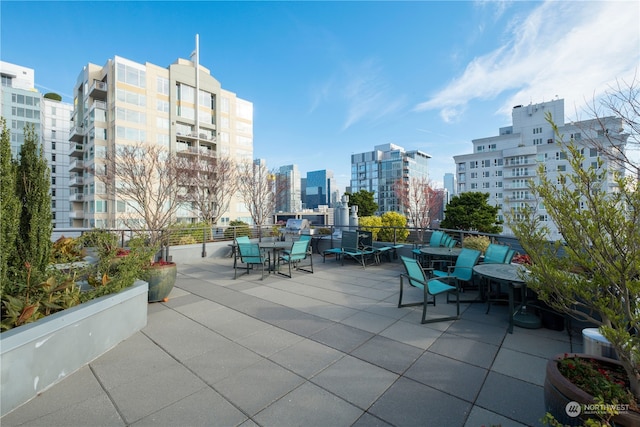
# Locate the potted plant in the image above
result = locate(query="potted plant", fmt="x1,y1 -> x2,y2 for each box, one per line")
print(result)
510,111 -> 640,425
141,258 -> 177,302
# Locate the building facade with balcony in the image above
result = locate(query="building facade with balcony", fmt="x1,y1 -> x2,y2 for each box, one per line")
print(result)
1,61 -> 73,229
453,98 -> 628,239
69,50 -> 253,228
350,143 -> 431,215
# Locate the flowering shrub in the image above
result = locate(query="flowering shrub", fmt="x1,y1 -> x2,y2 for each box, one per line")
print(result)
511,253 -> 532,265
558,354 -> 633,405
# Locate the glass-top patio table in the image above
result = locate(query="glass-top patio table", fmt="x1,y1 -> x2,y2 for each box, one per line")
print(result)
259,241 -> 292,271
420,246 -> 462,269
473,263 -> 541,333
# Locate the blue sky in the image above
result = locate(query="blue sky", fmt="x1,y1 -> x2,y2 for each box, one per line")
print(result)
2,1 -> 638,191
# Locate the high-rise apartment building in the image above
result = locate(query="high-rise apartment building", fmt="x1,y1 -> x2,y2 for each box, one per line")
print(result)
1,61 -> 73,229
350,143 -> 431,215
69,47 -> 253,228
275,164 -> 302,213
453,99 -> 628,238
304,169 -> 334,209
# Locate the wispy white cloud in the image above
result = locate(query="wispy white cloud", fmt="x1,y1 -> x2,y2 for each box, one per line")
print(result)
309,58 -> 406,130
415,1 -> 640,123
339,59 -> 406,130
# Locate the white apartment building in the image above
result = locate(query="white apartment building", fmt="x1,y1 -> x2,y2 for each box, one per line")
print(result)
453,99 -> 628,239
1,61 -> 73,229
69,50 -> 253,228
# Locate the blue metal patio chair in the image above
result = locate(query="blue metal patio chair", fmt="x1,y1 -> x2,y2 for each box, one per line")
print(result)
398,256 -> 460,324
279,239 -> 313,277
234,242 -> 270,280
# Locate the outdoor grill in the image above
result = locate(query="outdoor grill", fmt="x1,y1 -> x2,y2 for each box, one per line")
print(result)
282,218 -> 311,239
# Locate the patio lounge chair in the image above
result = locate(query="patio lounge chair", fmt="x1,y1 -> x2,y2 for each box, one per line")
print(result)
342,230 -> 375,268
278,239 -> 313,277
398,256 -> 460,324
234,242 -> 270,280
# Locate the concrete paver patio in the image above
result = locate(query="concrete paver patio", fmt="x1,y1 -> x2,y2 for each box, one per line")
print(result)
1,250 -> 579,426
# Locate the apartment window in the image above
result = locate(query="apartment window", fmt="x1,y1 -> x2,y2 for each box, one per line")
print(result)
539,214 -> 549,221
494,158 -> 503,166
556,152 -> 567,160
156,76 -> 169,95
1,74 -> 12,87
156,100 -> 170,113
590,148 -> 598,157
597,130 -> 605,137
477,145 -> 484,152
470,172 -> 477,179
482,182 -> 490,189
470,183 -> 477,189
469,161 -> 477,169
496,182 -> 502,188
457,163 -> 465,172
482,171 -> 490,178
51,177 -> 56,185
495,170 -> 502,177
533,127 -> 542,134
495,193 -> 503,199
51,166 -> 56,174
482,159 -> 490,168
51,154 -> 56,162
116,62 -> 146,88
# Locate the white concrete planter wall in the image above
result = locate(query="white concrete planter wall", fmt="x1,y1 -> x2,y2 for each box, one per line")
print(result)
0,280 -> 148,416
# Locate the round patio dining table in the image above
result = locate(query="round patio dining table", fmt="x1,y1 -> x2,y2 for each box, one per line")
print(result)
419,246 -> 462,269
258,241 -> 292,271
473,263 -> 541,333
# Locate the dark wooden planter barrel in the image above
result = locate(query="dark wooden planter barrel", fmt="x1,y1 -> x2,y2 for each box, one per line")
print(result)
545,353 -> 640,426
143,263 -> 177,302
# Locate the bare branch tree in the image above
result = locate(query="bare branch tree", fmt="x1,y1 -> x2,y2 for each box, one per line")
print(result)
394,177 -> 444,240
178,154 -> 239,227
237,160 -> 276,236
97,142 -> 183,247
574,73 -> 639,177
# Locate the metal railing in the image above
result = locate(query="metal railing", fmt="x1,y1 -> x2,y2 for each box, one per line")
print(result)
52,224 -> 525,259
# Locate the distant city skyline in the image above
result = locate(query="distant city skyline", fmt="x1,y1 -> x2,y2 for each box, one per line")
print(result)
2,1 -> 638,191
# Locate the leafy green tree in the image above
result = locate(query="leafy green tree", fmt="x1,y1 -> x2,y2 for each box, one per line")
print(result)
0,118 -> 20,285
440,192 -> 502,233
346,189 -> 378,217
14,124 -> 52,280
379,211 -> 409,242
510,130 -> 640,400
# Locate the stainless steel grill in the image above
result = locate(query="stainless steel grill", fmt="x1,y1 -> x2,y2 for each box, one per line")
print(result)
282,219 -> 311,239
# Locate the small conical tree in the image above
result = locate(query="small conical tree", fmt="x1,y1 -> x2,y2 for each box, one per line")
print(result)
0,118 -> 20,285
14,124 -> 52,279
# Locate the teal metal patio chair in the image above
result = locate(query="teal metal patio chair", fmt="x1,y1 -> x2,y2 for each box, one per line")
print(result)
278,239 -> 313,277
233,236 -> 251,268
412,230 -> 446,263
234,242 -> 270,280
482,244 -> 511,264
398,256 -> 460,324
432,247 -> 482,303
